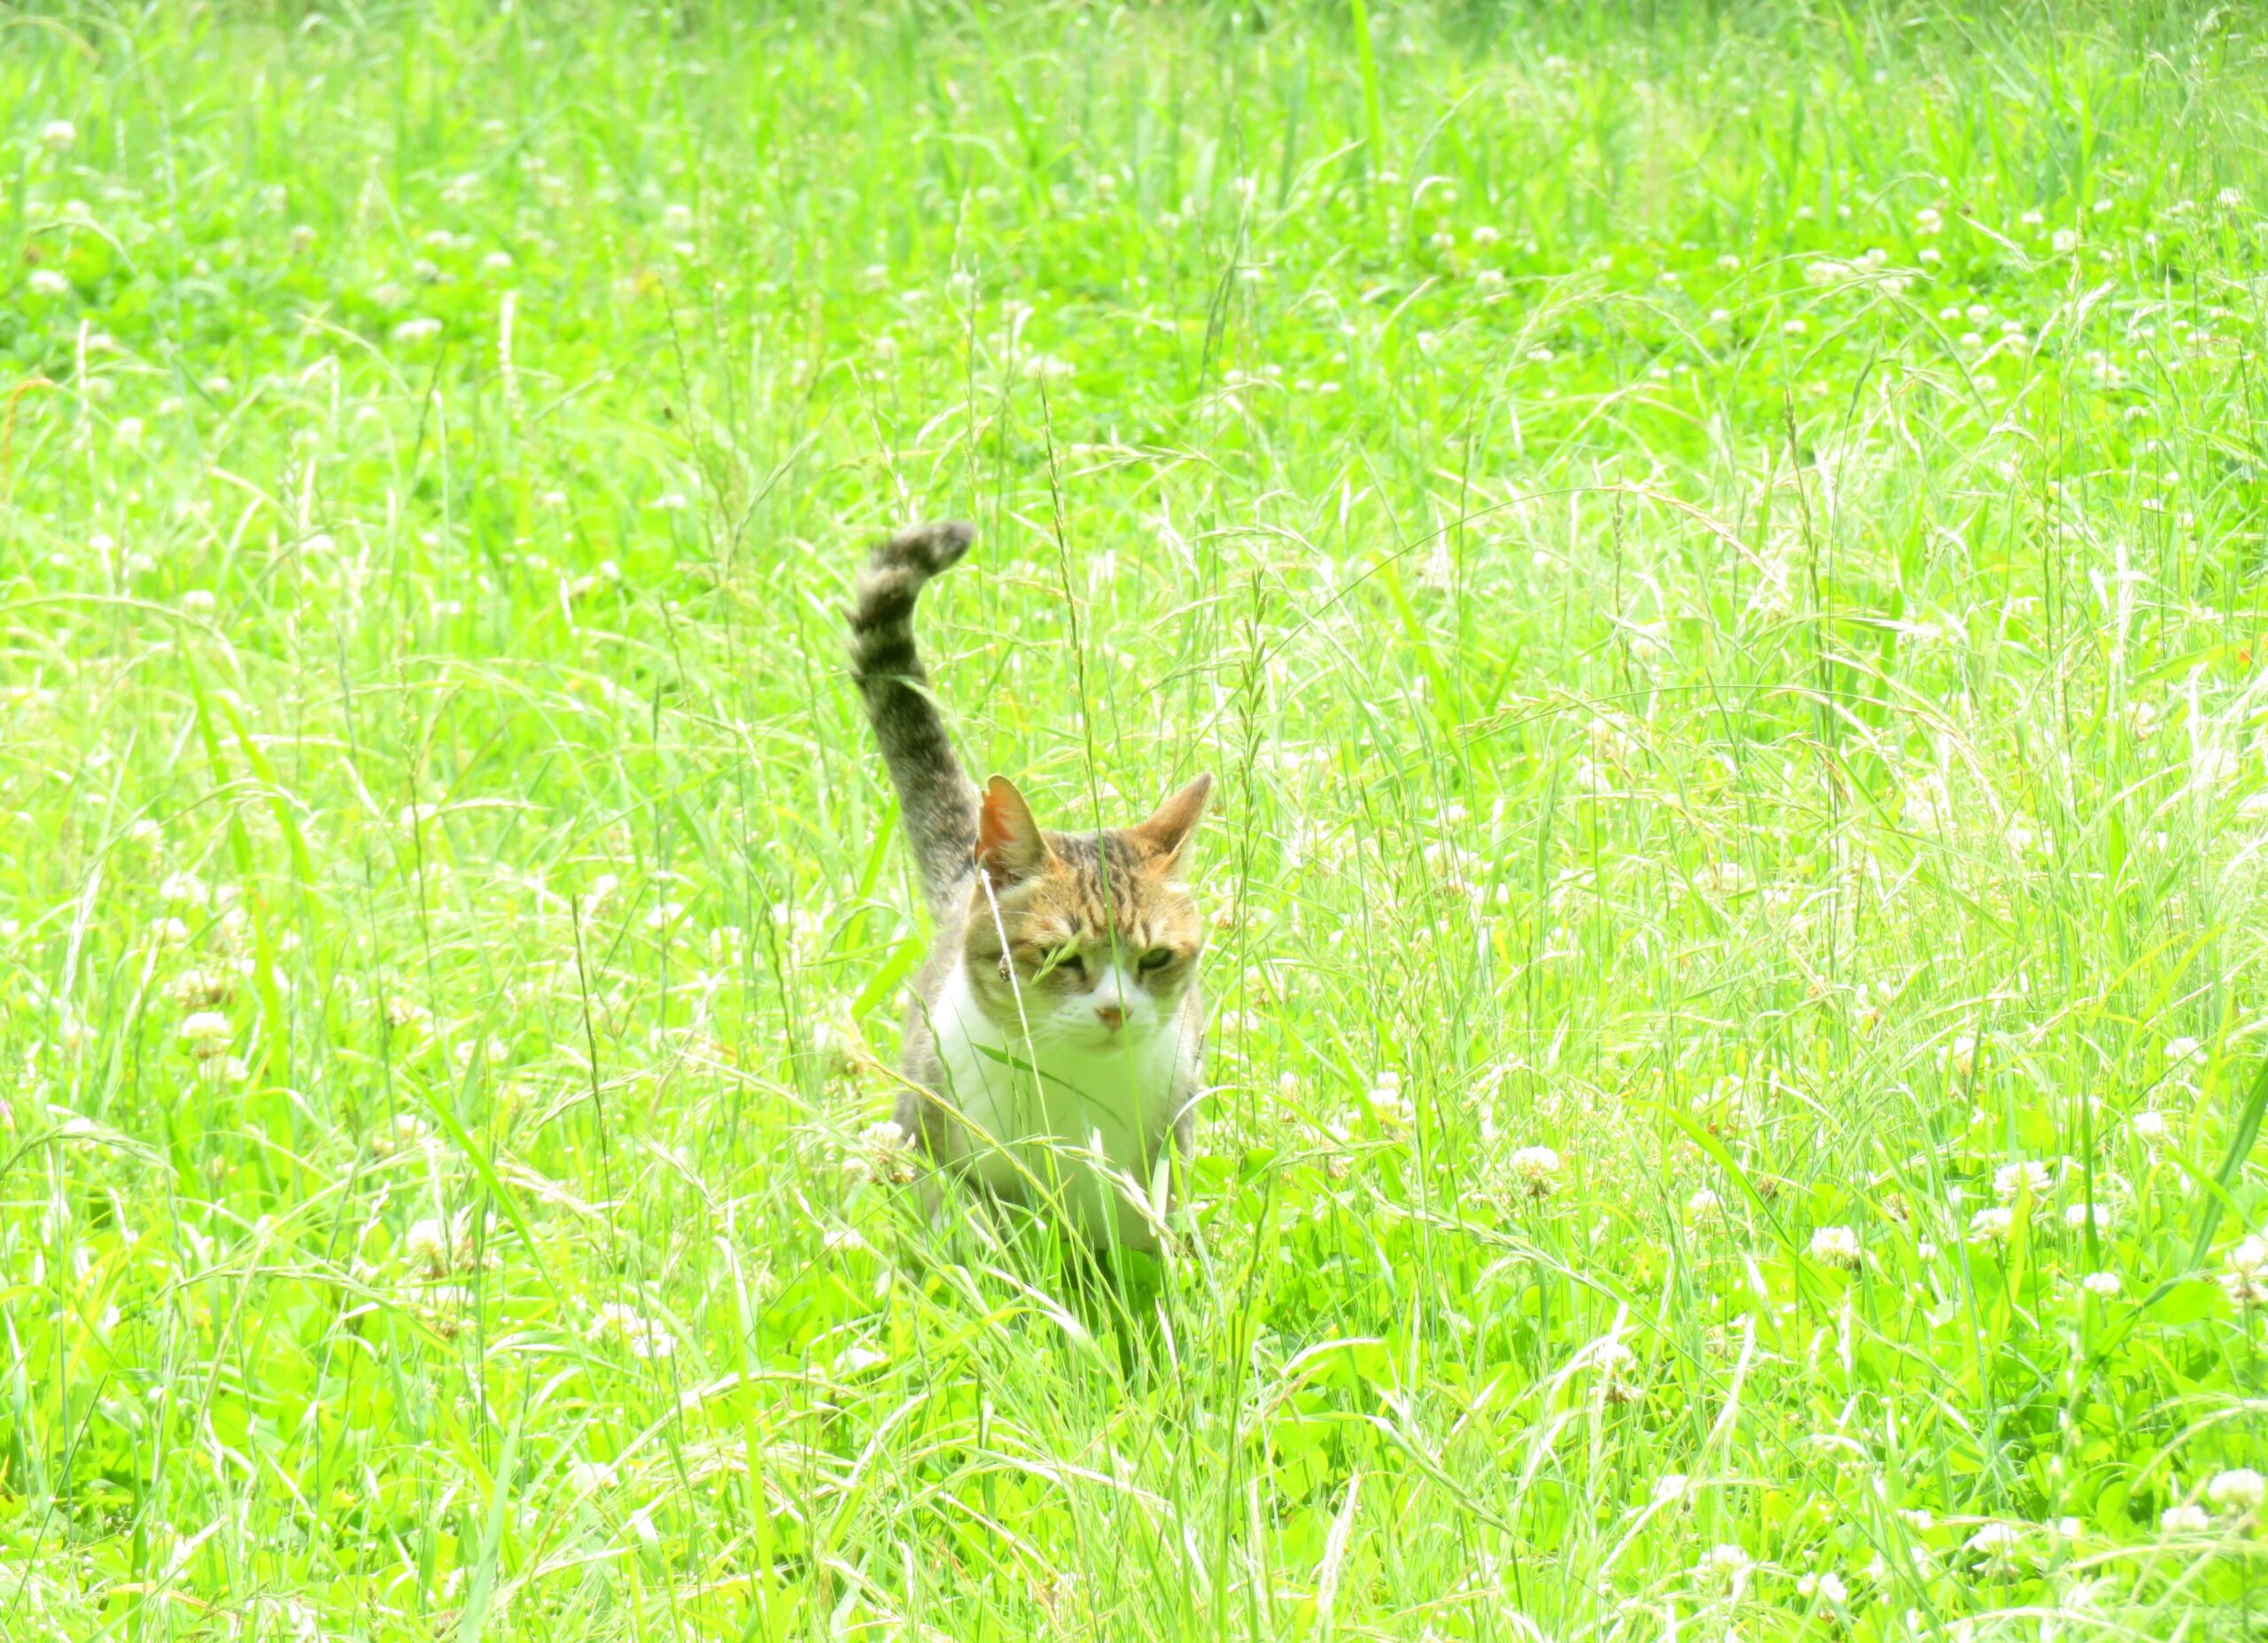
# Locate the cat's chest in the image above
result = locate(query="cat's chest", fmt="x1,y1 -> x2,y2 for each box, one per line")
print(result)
928,966 -> 1188,1237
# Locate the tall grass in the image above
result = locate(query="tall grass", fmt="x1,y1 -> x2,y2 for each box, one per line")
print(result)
3,1 -> 2266,1636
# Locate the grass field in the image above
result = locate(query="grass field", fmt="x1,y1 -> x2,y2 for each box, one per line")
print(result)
6,0 -> 2268,1635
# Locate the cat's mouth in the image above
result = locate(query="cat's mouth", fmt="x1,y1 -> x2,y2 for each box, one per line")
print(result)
994,1011 -> 1153,1050
1084,1017 -> 1161,1050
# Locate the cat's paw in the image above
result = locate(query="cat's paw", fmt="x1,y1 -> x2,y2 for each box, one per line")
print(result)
878,520 -> 975,577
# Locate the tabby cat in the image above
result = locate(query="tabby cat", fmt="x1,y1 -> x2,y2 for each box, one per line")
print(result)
849,521 -> 1211,1252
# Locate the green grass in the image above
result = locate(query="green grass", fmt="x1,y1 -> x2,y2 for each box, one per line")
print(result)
5,0 -> 2268,1635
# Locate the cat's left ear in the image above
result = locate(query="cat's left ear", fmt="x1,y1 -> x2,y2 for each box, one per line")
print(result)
976,774 -> 1051,886
1133,773 -> 1213,871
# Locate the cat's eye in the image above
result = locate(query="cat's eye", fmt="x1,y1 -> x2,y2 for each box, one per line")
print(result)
1138,946 -> 1176,973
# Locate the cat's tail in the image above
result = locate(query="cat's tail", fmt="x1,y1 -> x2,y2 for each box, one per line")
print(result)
850,521 -> 982,918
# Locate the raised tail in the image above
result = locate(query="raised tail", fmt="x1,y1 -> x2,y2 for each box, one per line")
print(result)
850,521 -> 982,918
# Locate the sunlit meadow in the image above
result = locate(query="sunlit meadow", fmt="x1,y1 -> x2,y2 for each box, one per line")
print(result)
5,0 -> 2268,1636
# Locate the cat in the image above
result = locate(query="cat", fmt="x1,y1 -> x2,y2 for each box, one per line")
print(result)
849,520 -> 1211,1252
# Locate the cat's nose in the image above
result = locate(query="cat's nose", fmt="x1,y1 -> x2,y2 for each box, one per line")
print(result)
1094,1002 -> 1125,1033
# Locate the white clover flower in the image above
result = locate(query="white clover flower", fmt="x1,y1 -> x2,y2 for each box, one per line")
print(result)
1697,1543 -> 1752,1590
2225,1232 -> 2268,1296
1945,1031 -> 1977,1076
2063,1201 -> 2113,1234
1686,1188 -> 1722,1223
2131,1110 -> 2169,1143
2161,1503 -> 2212,1534
390,317 -> 443,345
2082,1271 -> 2123,1298
661,202 -> 694,235
28,268 -> 69,298
369,1112 -> 431,1159
1653,1473 -> 1691,1505
1365,1069 -> 1414,1132
2052,229 -> 2079,253
2165,1035 -> 2203,1066
179,1011 -> 231,1058
2207,1469 -> 2264,1513
564,1458 -> 616,1495
1968,1205 -> 2015,1244
384,996 -> 433,1035
1796,1570 -> 1848,1603
1807,1225 -> 1861,1270
1691,860 -> 1751,898
42,119 -> 78,151
1508,1144 -> 1562,1197
1915,205 -> 1943,235
1992,1161 -> 2051,1202
404,1216 -> 452,1277
1567,756 -> 1612,798
169,968 -> 231,1011
844,1119 -> 918,1186
2218,188 -> 2244,210
1586,714 -> 1638,763
1964,1522 -> 2024,1569
590,1301 -> 674,1360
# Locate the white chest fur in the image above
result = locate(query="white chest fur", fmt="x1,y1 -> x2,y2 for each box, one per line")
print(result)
927,963 -> 1193,1247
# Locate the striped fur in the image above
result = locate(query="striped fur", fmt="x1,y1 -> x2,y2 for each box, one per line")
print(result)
852,521 -> 1215,1248
848,521 -> 981,918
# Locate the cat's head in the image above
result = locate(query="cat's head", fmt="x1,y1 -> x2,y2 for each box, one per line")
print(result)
959,773 -> 1212,1046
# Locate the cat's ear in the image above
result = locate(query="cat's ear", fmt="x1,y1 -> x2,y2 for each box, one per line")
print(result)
975,775 -> 1049,886
1133,773 -> 1212,871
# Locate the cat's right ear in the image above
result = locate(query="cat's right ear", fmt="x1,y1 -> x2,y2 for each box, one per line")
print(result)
1132,772 -> 1212,871
975,775 -> 1048,887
